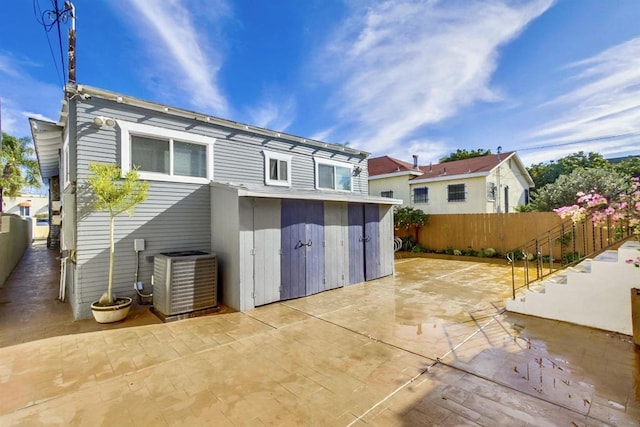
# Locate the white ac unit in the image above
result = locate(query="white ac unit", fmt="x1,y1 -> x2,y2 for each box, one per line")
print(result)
153,251 -> 217,317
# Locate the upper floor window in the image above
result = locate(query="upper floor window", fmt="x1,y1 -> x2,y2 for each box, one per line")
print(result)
381,190 -> 394,198
314,158 -> 352,191
19,206 -> 30,217
447,184 -> 466,202
118,120 -> 215,184
263,150 -> 292,187
413,187 -> 428,204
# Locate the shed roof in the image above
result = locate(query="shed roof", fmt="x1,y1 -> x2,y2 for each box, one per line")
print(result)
211,182 -> 402,205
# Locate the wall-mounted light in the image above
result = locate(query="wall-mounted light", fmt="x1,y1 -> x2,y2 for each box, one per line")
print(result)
353,166 -> 362,176
93,116 -> 116,128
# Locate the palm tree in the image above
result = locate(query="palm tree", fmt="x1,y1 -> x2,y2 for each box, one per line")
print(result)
1,133 -> 41,212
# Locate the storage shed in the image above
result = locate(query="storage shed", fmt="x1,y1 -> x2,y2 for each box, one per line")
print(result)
211,182 -> 398,311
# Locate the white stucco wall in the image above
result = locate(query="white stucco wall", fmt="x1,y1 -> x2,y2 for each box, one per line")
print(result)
368,175 -> 413,206
507,240 -> 640,335
409,159 -> 531,214
410,176 -> 489,214
2,194 -> 49,218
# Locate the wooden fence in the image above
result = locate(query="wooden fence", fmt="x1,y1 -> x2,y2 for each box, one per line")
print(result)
400,212 -> 563,255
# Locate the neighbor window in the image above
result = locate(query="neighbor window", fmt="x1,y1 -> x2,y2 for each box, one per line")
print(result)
487,182 -> 496,201
413,187 -> 428,204
19,206 -> 30,217
119,120 -> 215,184
315,158 -> 352,191
381,190 -> 394,198
447,184 -> 466,202
263,150 -> 292,187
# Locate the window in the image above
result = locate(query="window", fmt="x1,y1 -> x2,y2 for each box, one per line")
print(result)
381,190 -> 394,198
487,182 -> 496,201
263,150 -> 292,187
413,187 -> 428,204
447,184 -> 466,202
314,158 -> 352,191
19,206 -> 30,217
524,188 -> 530,205
118,120 -> 215,184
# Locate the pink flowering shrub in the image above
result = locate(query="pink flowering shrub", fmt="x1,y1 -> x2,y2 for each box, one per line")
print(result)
553,177 -> 640,235
555,178 -> 640,265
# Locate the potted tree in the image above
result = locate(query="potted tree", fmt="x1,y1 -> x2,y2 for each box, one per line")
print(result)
87,162 -> 149,323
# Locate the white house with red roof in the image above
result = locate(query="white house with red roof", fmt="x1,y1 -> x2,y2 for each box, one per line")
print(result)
368,152 -> 534,214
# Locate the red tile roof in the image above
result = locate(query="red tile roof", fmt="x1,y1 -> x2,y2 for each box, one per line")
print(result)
368,156 -> 416,176
413,152 -> 515,180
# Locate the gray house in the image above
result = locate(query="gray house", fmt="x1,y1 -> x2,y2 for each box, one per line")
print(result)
30,84 -> 399,319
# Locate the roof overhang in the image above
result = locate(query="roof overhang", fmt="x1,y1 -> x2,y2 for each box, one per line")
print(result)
29,118 -> 63,179
212,182 -> 402,205
410,171 -> 489,184
368,170 -> 423,181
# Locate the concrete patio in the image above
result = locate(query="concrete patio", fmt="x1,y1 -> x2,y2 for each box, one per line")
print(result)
0,245 -> 638,425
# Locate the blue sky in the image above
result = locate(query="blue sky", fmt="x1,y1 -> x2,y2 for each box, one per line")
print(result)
1,0 -> 640,167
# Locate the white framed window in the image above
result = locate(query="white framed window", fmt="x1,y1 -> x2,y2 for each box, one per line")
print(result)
314,157 -> 353,191
118,120 -> 215,184
263,150 -> 292,187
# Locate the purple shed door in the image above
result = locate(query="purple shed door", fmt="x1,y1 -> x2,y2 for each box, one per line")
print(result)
364,204 -> 381,280
348,203 -> 365,285
305,201 -> 324,295
281,199 -> 306,299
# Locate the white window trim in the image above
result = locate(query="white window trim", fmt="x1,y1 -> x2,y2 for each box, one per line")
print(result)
118,120 -> 215,184
263,150 -> 292,187
313,157 -> 353,192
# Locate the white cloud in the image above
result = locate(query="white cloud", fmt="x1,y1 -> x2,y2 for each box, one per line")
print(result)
246,96 -> 296,132
316,0 -> 553,156
0,53 -> 62,137
521,37 -> 640,164
124,0 -> 230,116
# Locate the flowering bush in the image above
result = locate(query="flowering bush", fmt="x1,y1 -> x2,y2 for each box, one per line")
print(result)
553,177 -> 640,237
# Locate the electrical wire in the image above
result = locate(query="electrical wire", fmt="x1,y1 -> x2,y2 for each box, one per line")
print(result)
32,0 -> 73,88
518,130 -> 640,152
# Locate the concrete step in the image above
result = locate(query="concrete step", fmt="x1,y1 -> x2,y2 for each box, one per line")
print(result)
593,250 -> 617,263
568,258 -> 591,273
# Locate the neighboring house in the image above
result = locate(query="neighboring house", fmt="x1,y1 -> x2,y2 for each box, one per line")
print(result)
2,194 -> 49,219
30,84 -> 399,320
368,152 -> 534,213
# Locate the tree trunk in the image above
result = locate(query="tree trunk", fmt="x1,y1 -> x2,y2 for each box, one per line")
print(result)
108,215 -> 115,304
0,187 -> 3,213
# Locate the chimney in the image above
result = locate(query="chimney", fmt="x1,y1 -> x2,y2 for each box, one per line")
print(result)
412,154 -> 418,169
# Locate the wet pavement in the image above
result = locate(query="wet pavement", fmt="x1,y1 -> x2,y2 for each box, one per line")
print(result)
0,246 -> 638,425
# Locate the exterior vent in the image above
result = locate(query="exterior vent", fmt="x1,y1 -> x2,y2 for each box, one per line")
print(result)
153,251 -> 217,317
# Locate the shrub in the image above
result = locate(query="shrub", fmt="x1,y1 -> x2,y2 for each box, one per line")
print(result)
483,248 -> 496,258
453,249 -> 462,256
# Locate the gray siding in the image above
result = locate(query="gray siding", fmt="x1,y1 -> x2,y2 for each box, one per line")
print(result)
379,205 -> 394,278
70,96 -> 369,318
211,185 -> 241,310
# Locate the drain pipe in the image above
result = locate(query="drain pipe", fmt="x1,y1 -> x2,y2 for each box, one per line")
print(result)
58,256 -> 67,302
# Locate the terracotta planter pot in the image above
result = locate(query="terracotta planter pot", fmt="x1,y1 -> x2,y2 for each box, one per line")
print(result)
90,297 -> 133,324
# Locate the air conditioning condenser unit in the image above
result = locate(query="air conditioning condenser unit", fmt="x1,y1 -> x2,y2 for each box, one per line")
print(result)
153,251 -> 217,317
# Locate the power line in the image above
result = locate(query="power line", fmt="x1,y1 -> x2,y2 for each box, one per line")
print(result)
32,0 -> 73,88
518,130 -> 640,152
